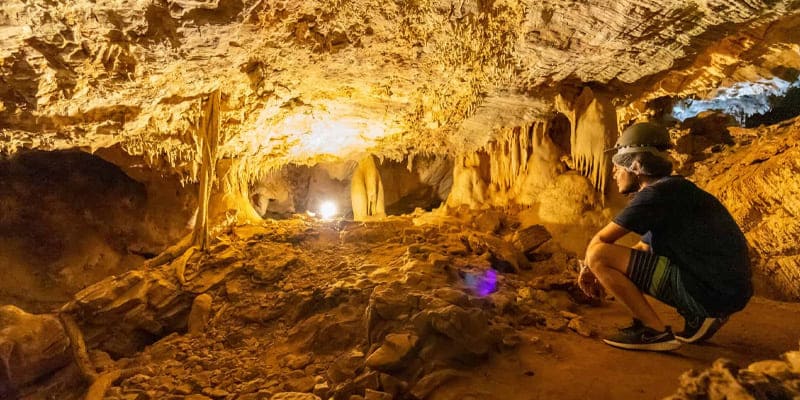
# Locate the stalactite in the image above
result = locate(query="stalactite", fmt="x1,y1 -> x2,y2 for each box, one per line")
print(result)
519,123 -> 532,178
556,88 -> 616,195
510,127 -> 520,183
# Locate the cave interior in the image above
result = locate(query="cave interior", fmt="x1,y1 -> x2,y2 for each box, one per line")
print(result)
2,1 -> 800,399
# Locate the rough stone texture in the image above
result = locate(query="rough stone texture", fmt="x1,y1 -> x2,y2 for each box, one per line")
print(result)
511,224 -> 552,259
0,305 -> 71,395
0,149 -> 194,312
2,214 -> 585,399
188,293 -> 213,335
1,0 -> 798,173
365,333 -> 419,372
668,351 -> 800,400
690,117 -> 800,300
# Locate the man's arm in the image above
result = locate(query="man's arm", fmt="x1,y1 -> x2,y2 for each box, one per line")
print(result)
587,222 -> 630,252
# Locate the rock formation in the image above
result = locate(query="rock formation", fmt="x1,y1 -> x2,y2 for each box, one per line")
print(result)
2,0 -> 800,399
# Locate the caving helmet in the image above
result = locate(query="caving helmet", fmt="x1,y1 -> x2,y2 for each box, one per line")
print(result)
609,122 -> 672,176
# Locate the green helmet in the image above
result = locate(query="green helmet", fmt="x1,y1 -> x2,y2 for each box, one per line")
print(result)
610,122 -> 673,175
612,122 -> 670,151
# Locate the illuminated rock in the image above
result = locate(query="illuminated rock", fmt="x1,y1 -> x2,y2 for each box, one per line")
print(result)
351,155 -> 386,221
0,306 -> 71,394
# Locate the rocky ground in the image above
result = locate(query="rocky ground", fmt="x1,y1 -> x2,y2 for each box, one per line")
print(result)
3,210 -> 800,400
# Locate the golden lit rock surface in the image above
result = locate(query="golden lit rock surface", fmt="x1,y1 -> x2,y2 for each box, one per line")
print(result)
690,116 -> 800,300
2,1 -> 800,399
2,0 -> 799,171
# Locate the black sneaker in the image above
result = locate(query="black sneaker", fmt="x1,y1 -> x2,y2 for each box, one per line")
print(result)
602,322 -> 681,351
676,316 -> 729,343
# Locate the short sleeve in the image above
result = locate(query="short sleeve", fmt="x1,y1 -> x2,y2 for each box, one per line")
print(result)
641,231 -> 653,246
612,188 -> 666,235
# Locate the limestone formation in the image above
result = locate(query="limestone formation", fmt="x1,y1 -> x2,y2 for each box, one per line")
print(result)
188,293 -> 213,335
668,351 -> 800,399
1,0 -> 800,399
351,155 -> 386,221
690,117 -> 800,300
0,306 -> 71,395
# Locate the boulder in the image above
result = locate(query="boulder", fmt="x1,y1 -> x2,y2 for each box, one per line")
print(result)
188,294 -> 213,335
421,305 -> 491,355
747,360 -> 798,381
473,210 -> 502,233
465,233 -> 527,272
511,225 -> 552,259
0,306 -> 72,394
364,388 -> 393,400
410,369 -> 467,400
365,333 -> 419,371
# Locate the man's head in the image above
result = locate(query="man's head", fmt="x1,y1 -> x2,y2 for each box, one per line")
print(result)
610,122 -> 673,194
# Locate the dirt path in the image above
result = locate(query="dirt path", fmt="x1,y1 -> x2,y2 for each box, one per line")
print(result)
435,296 -> 800,400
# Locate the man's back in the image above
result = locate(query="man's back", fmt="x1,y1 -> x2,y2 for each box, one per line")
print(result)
614,176 -> 752,316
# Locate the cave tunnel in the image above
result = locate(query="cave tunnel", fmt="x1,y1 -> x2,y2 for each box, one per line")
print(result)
2,1 -> 800,399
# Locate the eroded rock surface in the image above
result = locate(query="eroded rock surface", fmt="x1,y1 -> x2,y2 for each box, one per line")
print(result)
689,116 -> 800,300
5,212 -> 600,399
668,347 -> 800,400
0,305 -> 71,396
2,0 -> 799,172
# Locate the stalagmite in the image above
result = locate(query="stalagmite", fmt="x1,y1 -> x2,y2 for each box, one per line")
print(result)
351,155 -> 386,221
446,152 -> 488,209
188,294 -> 213,336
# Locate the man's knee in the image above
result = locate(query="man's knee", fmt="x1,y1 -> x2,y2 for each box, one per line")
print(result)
587,242 -> 613,267
586,243 -> 630,275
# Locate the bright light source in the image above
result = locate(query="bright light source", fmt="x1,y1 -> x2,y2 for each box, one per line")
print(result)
319,201 -> 337,219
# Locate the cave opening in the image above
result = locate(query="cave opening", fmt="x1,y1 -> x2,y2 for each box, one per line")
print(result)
0,150 -> 148,312
671,76 -> 800,127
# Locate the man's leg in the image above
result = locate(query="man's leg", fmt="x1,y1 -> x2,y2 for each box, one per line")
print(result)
586,242 -> 666,331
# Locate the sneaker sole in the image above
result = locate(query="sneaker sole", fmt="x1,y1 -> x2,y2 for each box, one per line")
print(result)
602,338 -> 682,351
676,318 -> 726,344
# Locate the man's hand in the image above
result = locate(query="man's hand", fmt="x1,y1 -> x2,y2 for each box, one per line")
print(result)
578,261 -> 605,299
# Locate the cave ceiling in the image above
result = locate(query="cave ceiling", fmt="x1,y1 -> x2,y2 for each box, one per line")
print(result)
1,0 -> 799,175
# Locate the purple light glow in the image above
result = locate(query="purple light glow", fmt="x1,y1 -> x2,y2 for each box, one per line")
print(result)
465,269 -> 498,297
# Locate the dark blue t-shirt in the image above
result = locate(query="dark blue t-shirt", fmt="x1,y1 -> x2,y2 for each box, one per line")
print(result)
613,176 -> 752,316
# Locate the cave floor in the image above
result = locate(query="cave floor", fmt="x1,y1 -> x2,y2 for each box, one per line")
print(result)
15,216 -> 800,400
442,296 -> 800,400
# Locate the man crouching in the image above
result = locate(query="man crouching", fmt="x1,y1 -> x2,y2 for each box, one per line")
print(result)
580,122 -> 752,351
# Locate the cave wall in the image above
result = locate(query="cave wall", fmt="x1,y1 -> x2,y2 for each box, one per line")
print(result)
0,149 -> 194,312
690,117 -> 800,300
377,156 -> 452,215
